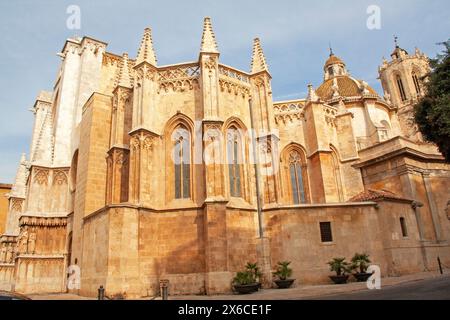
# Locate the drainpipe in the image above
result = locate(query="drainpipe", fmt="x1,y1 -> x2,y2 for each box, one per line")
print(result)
248,98 -> 264,238
412,201 -> 429,271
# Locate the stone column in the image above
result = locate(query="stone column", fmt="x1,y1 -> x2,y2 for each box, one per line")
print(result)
203,121 -> 225,200
203,201 -> 231,294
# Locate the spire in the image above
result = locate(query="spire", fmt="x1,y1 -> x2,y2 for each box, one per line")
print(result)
251,38 -> 269,74
117,53 -> 132,88
394,35 -> 399,48
200,17 -> 219,53
10,153 -> 28,198
136,27 -> 157,66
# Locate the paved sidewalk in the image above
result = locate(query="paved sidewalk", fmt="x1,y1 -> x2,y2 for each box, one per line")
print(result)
28,270 -> 449,300
171,270 -> 450,300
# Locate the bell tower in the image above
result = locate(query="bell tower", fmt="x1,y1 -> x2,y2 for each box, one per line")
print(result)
378,37 -> 430,141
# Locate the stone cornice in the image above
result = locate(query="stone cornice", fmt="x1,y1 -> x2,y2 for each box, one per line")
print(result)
262,202 -> 378,212
82,200 -> 388,222
19,215 -> 67,228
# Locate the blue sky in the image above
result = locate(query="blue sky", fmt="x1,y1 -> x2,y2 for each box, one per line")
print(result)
0,0 -> 449,183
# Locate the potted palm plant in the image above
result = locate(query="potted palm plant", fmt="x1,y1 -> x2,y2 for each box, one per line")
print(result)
328,257 -> 351,284
232,270 -> 259,294
273,261 -> 295,289
351,253 -> 373,282
245,262 -> 262,289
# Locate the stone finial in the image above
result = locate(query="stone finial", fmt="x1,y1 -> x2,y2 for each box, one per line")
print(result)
251,38 -> 269,74
200,17 -> 219,53
359,80 -> 370,95
306,84 -> 318,102
337,98 -> 347,114
117,53 -> 132,88
136,27 -> 157,66
331,77 -> 340,98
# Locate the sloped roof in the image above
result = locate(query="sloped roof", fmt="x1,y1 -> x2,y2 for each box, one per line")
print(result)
349,189 -> 413,203
324,54 -> 345,68
316,75 -> 379,101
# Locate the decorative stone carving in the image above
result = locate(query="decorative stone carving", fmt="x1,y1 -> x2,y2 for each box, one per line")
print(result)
18,228 -> 29,254
218,79 -> 250,97
157,64 -> 200,93
218,65 -> 249,83
273,101 -> 305,125
11,198 -> 23,212
204,124 -> 222,143
130,130 -> 157,151
203,56 -> 217,71
102,52 -> 122,67
0,244 -> 6,263
53,170 -> 68,185
19,215 -> 67,228
6,244 -> 13,263
28,230 -> 36,254
136,64 -> 156,83
34,168 -> 49,185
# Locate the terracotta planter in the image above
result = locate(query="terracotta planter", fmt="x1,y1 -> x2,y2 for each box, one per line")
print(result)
329,275 -> 349,284
274,279 -> 295,289
233,283 -> 260,294
353,272 -> 373,282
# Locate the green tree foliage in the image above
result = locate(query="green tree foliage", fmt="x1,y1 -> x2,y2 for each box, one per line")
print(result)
414,40 -> 450,161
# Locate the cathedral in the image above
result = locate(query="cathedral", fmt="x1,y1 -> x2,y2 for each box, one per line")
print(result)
0,17 -> 449,298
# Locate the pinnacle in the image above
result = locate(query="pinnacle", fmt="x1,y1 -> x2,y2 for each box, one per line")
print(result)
136,27 -> 157,66
251,38 -> 269,74
200,17 -> 219,53
117,53 -> 132,88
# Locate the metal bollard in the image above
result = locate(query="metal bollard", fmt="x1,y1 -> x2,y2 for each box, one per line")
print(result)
98,285 -> 105,300
159,279 -> 169,300
437,257 -> 443,275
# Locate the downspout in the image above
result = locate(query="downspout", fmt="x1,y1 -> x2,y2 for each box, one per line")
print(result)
248,98 -> 264,238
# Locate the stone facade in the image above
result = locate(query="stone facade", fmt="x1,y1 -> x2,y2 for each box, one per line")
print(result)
1,18 -> 449,298
0,183 -> 12,235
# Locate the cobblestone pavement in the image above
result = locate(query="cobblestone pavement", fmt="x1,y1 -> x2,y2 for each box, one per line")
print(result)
28,270 -> 449,300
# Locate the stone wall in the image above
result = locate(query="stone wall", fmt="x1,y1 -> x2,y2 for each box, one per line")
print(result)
0,265 -> 14,291
14,257 -> 66,294
0,184 -> 11,235
265,201 -> 427,284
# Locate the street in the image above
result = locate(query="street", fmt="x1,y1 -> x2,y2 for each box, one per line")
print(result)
317,275 -> 450,300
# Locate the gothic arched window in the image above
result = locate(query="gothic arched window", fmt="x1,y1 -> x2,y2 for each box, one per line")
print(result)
172,124 -> 191,199
227,127 -> 243,197
288,151 -> 306,204
396,75 -> 407,102
412,72 -> 421,95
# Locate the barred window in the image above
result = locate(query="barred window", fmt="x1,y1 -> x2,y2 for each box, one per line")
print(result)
320,222 -> 333,243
